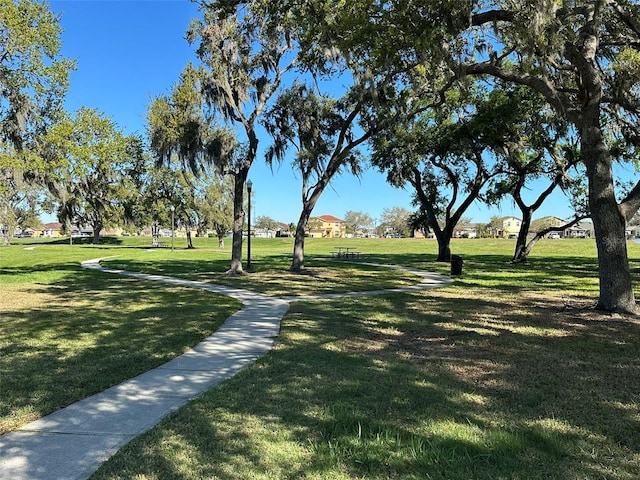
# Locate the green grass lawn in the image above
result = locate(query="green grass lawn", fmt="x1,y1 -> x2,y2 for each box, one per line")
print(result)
2,236 -> 640,479
0,241 -> 240,433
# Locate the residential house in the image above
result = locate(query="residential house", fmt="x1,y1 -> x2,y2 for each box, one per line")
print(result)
71,226 -> 94,237
307,215 -> 346,238
531,216 -> 594,238
500,216 -> 522,238
531,216 -> 567,238
628,224 -> 640,239
41,222 -> 63,238
255,226 -> 274,238
275,222 -> 292,237
565,220 -> 593,238
16,227 -> 37,238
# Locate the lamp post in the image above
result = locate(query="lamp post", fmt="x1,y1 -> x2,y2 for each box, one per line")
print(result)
169,205 -> 175,252
246,179 -> 252,270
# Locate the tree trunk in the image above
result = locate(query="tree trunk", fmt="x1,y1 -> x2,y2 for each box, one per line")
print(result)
513,210 -> 533,263
186,228 -> 194,249
217,235 -> 225,249
228,170 -> 248,274
91,220 -> 102,245
436,238 -> 452,262
291,205 -> 313,272
583,118 -> 637,313
434,225 -> 453,262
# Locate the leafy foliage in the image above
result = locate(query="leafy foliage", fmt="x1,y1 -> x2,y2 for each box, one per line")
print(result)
343,210 -> 373,235
196,174 -> 234,246
379,206 -> 411,237
0,0 -> 73,152
185,0 -> 298,272
42,108 -> 142,243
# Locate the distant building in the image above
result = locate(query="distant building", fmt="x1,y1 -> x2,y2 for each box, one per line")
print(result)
564,220 -> 593,238
71,225 -> 94,237
531,216 -> 567,237
500,216 -> 522,238
308,215 -> 346,238
275,222 -> 292,237
531,216 -> 594,238
453,225 -> 477,238
41,222 -> 63,238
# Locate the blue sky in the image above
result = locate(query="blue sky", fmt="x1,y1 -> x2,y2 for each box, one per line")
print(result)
47,0 -> 576,226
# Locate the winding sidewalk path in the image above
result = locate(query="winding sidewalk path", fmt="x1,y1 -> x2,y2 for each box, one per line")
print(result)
0,259 -> 451,480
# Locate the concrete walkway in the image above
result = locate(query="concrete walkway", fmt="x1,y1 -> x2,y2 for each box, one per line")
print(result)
0,259 -> 451,480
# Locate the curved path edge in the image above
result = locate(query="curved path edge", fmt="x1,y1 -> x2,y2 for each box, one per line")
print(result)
0,258 -> 451,480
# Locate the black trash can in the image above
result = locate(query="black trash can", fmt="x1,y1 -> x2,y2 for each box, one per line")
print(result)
451,254 -> 463,276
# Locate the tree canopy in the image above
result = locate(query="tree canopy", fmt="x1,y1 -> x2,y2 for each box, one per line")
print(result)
0,0 -> 74,234
295,0 -> 640,313
7,0 -> 640,313
43,107 -> 142,244
0,0 -> 73,152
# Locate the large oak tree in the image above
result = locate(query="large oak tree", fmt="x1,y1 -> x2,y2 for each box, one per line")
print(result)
44,108 -> 142,244
458,2 -> 640,313
262,82 -> 365,271
306,0 -> 640,313
373,84 -> 533,261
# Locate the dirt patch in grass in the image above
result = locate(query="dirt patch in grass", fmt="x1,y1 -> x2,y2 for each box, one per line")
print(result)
0,285 -> 54,311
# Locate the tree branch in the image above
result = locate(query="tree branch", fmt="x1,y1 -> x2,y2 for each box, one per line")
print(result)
471,10 -> 515,26
619,179 -> 640,222
460,62 -> 575,121
530,214 -> 589,240
410,165 -> 442,237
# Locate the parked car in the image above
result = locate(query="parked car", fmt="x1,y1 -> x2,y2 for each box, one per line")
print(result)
549,233 -> 561,239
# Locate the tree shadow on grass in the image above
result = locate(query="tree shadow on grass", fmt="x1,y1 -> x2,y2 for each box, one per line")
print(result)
102,255 -> 420,297
101,248 -> 607,301
93,291 -> 640,479
9,248 -> 639,477
15,236 -> 125,246
0,267 -> 240,434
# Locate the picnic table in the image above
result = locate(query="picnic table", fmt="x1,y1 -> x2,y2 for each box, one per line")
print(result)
330,246 -> 361,259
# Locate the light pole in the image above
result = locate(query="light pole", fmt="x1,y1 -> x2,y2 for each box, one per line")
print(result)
169,205 -> 175,252
246,179 -> 252,270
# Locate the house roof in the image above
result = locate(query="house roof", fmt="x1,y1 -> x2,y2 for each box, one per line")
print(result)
566,220 -> 593,230
42,222 -> 62,230
536,215 -> 567,224
454,225 -> 476,231
317,215 -> 344,223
